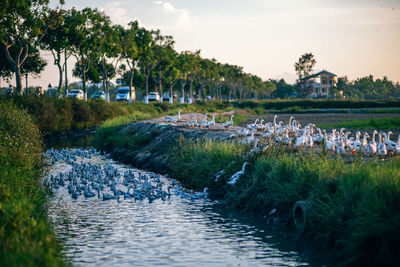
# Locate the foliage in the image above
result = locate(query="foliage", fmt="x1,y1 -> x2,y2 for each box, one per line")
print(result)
0,101 -> 65,266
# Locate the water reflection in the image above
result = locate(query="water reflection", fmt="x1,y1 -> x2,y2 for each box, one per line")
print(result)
47,151 -> 335,267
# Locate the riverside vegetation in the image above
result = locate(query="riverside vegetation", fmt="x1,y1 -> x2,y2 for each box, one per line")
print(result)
0,101 -> 64,266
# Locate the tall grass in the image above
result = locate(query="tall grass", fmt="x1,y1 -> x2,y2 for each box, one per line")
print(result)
168,138 -> 248,191
0,101 -> 65,266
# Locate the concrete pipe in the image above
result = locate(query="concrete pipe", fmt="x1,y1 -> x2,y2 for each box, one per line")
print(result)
292,200 -> 313,231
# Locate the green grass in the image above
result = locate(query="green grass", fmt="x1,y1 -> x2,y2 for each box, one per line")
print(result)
214,111 -> 249,125
168,138 -> 249,190
319,117 -> 400,130
0,101 -> 65,266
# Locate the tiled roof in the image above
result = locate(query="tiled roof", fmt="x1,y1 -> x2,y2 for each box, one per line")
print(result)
301,70 -> 337,80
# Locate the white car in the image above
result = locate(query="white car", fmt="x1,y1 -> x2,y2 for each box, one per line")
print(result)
148,92 -> 160,102
116,87 -> 134,101
67,89 -> 84,100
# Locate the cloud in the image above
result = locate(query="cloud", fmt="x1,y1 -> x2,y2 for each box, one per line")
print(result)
100,1 -> 131,26
153,1 -> 191,28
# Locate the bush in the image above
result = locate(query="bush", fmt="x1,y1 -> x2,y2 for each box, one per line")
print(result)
0,100 -> 65,266
0,101 -> 42,168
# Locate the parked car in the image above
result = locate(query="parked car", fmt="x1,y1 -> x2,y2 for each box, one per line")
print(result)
67,89 -> 84,100
148,92 -> 160,101
163,92 -> 177,101
116,87 -> 134,101
91,90 -> 105,100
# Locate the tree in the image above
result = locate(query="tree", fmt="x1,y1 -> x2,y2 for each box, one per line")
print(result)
151,30 -> 175,103
136,27 -> 155,104
270,79 -> 295,99
294,53 -> 316,98
68,7 -> 107,100
95,21 -> 121,102
40,8 -> 70,97
0,0 -> 60,95
120,21 -> 139,102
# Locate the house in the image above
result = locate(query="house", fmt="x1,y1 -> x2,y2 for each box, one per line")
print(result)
300,70 -> 337,98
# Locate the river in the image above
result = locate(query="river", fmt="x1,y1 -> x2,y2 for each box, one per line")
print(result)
45,138 -> 336,266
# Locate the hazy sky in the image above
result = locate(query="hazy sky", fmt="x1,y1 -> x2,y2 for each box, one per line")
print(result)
3,0 -> 399,88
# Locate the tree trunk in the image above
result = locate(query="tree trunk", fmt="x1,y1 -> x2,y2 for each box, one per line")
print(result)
101,58 -> 109,102
25,73 -> 28,93
158,70 -> 163,103
144,73 -> 149,104
129,68 -> 134,103
64,50 -> 68,95
180,80 -> 186,104
15,64 -> 23,95
81,68 -> 87,101
169,82 -> 174,104
188,80 -> 193,104
56,52 -> 63,98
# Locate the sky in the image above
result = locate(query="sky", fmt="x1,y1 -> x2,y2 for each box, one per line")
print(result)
3,0 -> 399,88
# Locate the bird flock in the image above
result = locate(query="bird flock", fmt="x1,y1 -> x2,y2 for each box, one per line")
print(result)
44,148 -> 208,202
165,110 -> 400,157
229,115 -> 400,156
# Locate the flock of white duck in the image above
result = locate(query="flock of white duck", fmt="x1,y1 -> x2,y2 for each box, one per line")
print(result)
166,111 -> 400,157
44,148 -> 207,201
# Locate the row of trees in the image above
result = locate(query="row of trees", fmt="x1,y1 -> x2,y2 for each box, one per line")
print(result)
1,1 -> 398,102
1,1 -> 277,103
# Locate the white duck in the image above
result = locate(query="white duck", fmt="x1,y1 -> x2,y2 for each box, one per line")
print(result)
222,115 -> 234,129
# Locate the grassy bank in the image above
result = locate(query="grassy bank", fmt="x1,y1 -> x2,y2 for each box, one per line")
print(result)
319,117 -> 400,130
168,141 -> 400,266
0,101 -> 65,266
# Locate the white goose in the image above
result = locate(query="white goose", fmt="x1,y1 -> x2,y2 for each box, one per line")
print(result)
166,110 -> 182,123
227,162 -> 248,185
383,131 -> 397,151
204,114 -> 217,128
241,129 -> 256,144
377,133 -> 387,156
222,115 -> 234,129
336,132 -> 346,155
323,130 -> 336,151
195,113 -> 208,127
366,130 -> 378,155
187,114 -> 197,127
395,134 -> 400,154
351,131 -> 362,152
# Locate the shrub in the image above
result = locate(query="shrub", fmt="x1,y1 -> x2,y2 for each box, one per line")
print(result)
0,101 -> 42,168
